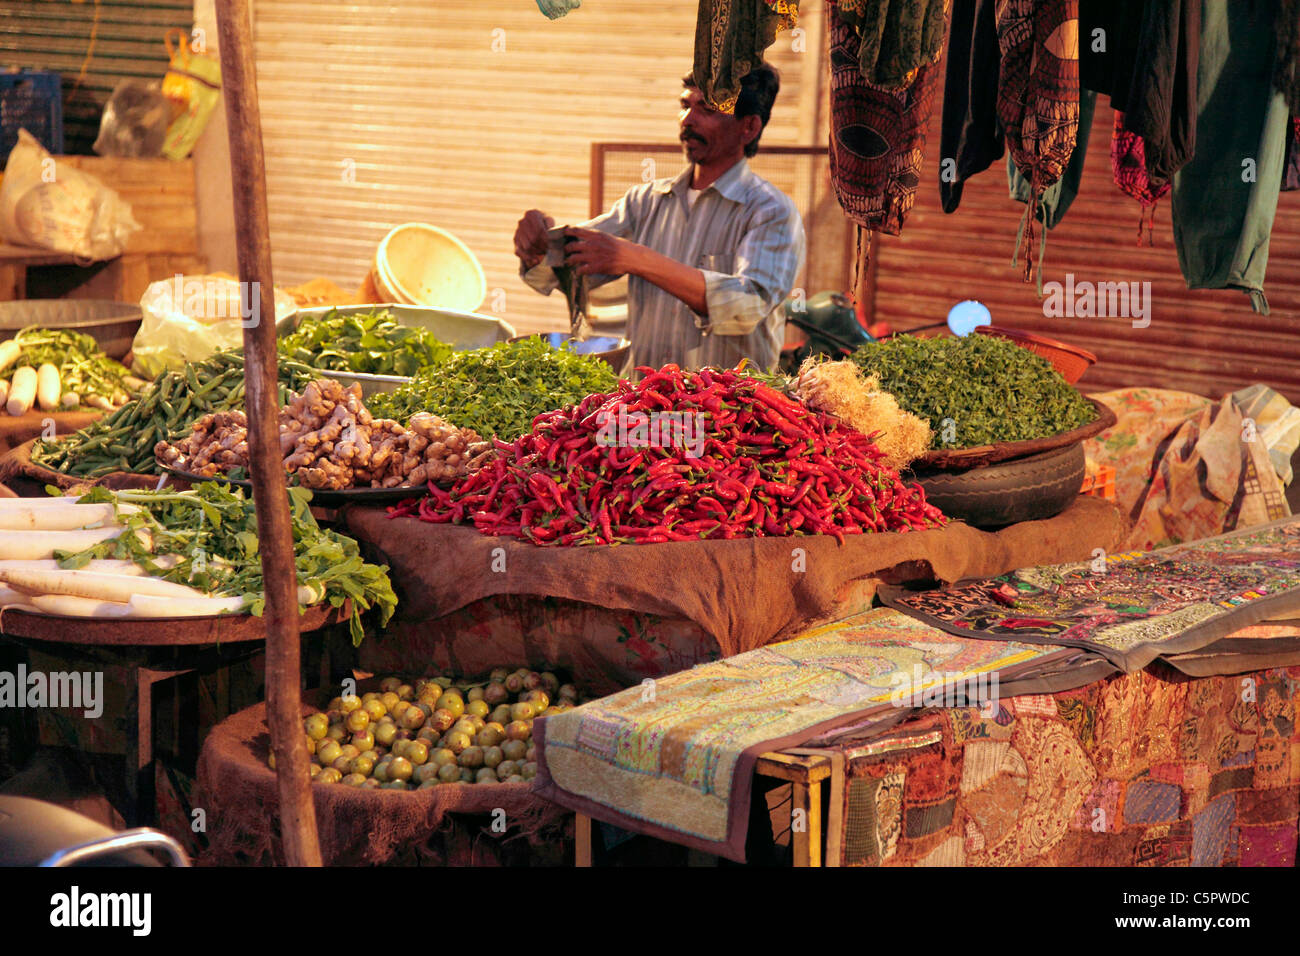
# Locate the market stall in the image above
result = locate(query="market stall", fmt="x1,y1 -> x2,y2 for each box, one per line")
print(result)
1,0 -> 1298,879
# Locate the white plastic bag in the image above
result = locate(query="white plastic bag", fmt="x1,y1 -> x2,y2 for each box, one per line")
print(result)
131,274 -> 298,377
0,129 -> 140,260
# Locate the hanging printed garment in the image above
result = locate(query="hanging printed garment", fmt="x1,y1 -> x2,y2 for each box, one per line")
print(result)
828,3 -> 941,234
534,0 -> 581,19
1285,117 -> 1300,192
1007,88 -> 1095,230
693,0 -> 799,113
939,0 -> 1004,213
1111,113 -> 1171,246
1277,0 -> 1300,114
833,0 -> 950,91
996,0 -> 1081,284
1081,0 -> 1199,191
1172,0 -> 1288,314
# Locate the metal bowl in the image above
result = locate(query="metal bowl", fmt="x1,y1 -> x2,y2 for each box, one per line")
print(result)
278,303 -> 518,398
509,332 -> 631,371
0,299 -> 142,360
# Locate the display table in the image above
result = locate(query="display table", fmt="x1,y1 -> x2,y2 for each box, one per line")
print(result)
0,602 -> 348,826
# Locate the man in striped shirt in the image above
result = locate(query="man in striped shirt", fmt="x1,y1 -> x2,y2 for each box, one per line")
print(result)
514,65 -> 806,372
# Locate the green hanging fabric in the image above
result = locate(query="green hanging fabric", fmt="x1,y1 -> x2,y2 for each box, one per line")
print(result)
1172,0 -> 1289,315
834,0 -> 949,90
693,0 -> 799,113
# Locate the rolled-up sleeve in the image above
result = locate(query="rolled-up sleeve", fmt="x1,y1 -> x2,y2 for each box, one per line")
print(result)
519,189 -> 641,294
694,197 -> 805,336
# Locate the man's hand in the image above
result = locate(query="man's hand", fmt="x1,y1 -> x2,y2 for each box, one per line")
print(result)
563,227 -> 637,277
514,209 -> 554,270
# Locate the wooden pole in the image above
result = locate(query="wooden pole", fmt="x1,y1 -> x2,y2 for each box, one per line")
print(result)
215,0 -> 322,867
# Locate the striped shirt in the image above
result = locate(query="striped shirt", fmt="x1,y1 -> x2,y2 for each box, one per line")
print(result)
522,158 -> 805,372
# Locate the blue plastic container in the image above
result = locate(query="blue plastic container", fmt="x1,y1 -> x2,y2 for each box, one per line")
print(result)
1,71 -> 64,163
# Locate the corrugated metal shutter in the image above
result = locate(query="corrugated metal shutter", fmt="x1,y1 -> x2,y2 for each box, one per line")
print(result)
0,0 -> 192,155
252,1 -> 814,334
871,90 -> 1300,403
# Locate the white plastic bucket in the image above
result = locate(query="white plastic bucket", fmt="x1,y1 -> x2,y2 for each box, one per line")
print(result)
375,223 -> 487,313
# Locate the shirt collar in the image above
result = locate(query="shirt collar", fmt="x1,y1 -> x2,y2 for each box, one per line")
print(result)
653,158 -> 752,202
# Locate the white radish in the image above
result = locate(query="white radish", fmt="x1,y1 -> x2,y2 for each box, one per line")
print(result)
0,502 -> 128,531
25,593 -> 132,618
125,593 -> 248,617
0,379 -> 9,410
0,526 -> 142,560
7,366 -> 37,416
36,363 -> 60,411
0,568 -> 208,602
0,558 -> 161,576
0,340 -> 20,373
61,393 -> 80,409
0,584 -> 28,605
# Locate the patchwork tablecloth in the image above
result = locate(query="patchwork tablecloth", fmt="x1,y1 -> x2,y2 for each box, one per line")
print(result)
831,664 -> 1300,866
535,607 -> 1095,861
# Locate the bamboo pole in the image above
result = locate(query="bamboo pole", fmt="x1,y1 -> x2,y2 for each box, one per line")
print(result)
215,0 -> 322,867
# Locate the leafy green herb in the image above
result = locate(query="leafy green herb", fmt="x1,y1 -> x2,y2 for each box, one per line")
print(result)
64,482 -> 397,645
368,336 -> 619,440
279,308 -> 453,377
852,335 -> 1096,449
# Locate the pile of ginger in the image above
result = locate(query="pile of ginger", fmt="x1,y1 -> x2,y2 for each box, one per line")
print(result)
156,379 -> 493,490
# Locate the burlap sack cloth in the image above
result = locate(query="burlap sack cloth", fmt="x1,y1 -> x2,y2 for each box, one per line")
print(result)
196,692 -> 569,866
342,496 -> 1125,661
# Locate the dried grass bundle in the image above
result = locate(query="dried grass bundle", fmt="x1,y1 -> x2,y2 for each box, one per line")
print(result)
792,358 -> 931,471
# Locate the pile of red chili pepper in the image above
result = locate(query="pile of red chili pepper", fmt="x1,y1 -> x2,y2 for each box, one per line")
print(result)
389,365 -> 946,545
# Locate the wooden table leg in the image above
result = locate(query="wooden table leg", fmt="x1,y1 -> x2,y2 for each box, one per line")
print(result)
575,813 -> 593,867
792,779 -> 823,867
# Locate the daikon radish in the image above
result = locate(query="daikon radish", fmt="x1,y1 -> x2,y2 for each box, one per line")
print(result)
35,363 -> 60,411
61,393 -> 80,409
0,584 -> 28,605
0,379 -> 9,409
0,558 -> 157,576
0,502 -> 123,531
125,593 -> 248,617
0,526 -> 132,560
0,568 -> 208,602
0,339 -> 20,373
26,593 -> 132,618
298,583 -> 324,605
0,495 -> 85,506
6,366 -> 37,416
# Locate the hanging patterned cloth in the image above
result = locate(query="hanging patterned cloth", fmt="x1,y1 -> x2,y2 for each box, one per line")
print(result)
1111,113 -> 1170,246
535,0 -> 582,19
833,0 -> 950,90
995,0 -> 1081,287
1277,0 -> 1300,114
828,5 -> 941,235
693,0 -> 799,113
1284,117 -> 1300,192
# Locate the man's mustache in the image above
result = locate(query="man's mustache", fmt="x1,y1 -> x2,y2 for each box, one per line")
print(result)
680,132 -> 706,144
